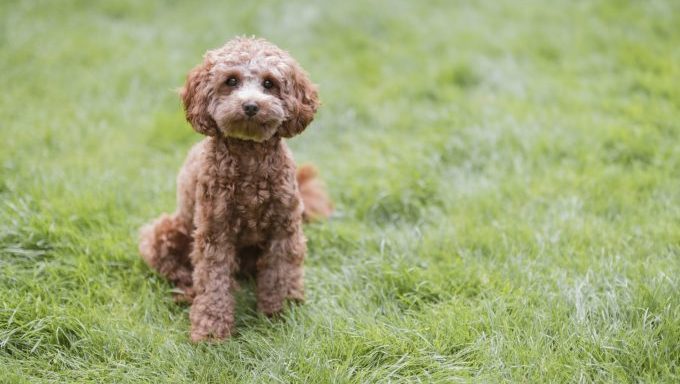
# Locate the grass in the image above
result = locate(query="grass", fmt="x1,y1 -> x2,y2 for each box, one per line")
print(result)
1,0 -> 679,382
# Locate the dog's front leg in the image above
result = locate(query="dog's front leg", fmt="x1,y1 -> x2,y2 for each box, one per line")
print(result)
189,236 -> 237,341
256,225 -> 306,316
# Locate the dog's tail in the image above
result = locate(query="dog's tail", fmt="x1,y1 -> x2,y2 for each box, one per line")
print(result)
296,164 -> 333,222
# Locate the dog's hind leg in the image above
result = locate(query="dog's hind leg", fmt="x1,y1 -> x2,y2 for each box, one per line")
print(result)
139,142 -> 203,302
139,213 -> 194,301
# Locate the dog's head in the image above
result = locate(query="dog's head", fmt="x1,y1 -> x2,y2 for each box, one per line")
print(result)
181,37 -> 319,141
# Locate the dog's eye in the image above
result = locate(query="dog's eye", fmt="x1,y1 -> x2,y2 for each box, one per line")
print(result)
226,77 -> 238,87
262,79 -> 274,89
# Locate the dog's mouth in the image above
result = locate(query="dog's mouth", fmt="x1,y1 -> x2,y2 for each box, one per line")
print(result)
220,119 -> 279,142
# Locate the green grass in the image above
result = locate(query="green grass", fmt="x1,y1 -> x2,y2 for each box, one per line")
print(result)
1,0 -> 679,382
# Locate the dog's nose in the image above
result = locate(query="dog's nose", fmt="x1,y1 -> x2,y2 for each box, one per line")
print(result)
243,103 -> 259,117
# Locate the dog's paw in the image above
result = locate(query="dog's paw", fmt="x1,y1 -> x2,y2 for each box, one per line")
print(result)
189,295 -> 234,342
190,320 -> 233,342
286,286 -> 305,304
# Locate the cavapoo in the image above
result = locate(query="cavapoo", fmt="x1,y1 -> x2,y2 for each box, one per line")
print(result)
139,37 -> 332,341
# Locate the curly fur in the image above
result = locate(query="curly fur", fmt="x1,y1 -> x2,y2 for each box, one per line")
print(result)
139,37 -> 332,341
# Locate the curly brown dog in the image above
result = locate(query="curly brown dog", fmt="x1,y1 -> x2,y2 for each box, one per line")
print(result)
139,37 -> 332,341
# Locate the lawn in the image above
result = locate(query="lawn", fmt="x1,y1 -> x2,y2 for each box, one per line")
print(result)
1,0 -> 679,382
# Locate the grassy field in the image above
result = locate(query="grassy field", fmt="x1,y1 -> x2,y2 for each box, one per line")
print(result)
1,0 -> 679,382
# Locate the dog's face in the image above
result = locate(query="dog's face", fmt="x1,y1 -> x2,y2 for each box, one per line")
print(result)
181,37 -> 319,141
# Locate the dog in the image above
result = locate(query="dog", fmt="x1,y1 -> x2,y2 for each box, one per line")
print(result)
139,37 -> 332,341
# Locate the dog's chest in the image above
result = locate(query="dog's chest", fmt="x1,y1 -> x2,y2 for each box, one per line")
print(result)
227,168 -> 286,245
207,138 -> 298,246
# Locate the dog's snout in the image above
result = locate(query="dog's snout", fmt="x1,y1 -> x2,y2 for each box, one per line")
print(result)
243,103 -> 259,117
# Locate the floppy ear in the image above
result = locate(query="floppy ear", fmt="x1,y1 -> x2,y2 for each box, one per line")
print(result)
181,61 -> 219,136
279,63 -> 319,138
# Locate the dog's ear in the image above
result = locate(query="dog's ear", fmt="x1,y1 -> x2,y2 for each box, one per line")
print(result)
181,61 -> 219,136
279,62 -> 319,138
